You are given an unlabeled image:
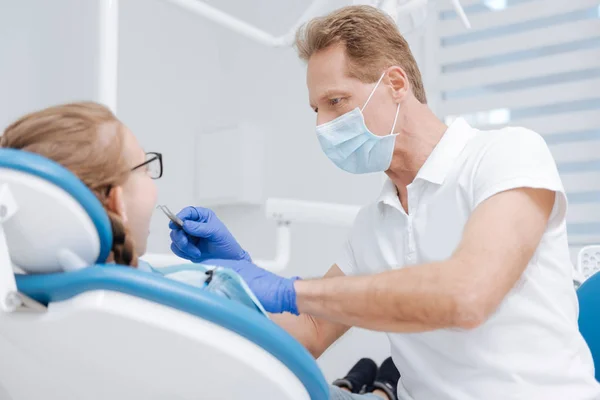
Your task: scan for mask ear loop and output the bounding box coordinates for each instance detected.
[361,72,387,113]
[389,103,400,136]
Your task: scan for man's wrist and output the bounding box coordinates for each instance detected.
[291,278,308,315]
[285,277,301,315]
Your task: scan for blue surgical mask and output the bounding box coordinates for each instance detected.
[315,73,400,174]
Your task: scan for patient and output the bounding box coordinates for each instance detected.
[1,102,266,313]
[1,102,156,268]
[1,102,398,400]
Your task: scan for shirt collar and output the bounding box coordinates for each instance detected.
[377,177,401,208]
[414,117,476,185]
[377,118,477,205]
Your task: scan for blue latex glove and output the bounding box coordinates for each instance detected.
[201,258,299,315]
[169,206,251,264]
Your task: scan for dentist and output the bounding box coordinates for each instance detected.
[170,6,600,400]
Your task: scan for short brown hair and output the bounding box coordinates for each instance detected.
[295,5,427,103]
[1,102,138,267]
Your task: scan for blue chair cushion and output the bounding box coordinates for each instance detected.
[16,265,329,399]
[0,148,112,263]
[577,272,600,382]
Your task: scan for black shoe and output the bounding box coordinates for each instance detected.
[332,358,378,394]
[370,357,400,400]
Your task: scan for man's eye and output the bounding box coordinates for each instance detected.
[329,98,342,106]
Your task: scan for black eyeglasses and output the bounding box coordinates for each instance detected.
[132,152,163,179]
[105,152,163,197]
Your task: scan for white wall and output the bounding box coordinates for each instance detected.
[0,0,427,382]
[0,0,99,129]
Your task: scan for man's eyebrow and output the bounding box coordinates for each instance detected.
[320,89,348,100]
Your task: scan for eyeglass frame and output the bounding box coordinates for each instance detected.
[105,152,162,197]
[131,152,163,179]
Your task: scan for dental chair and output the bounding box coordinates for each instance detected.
[578,263,600,382]
[0,148,329,400]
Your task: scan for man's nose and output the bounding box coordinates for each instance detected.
[316,113,334,127]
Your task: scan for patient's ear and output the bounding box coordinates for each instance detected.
[106,186,128,224]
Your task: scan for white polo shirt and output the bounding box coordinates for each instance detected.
[338,118,600,400]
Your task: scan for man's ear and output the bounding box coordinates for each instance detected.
[386,66,409,102]
[106,186,128,224]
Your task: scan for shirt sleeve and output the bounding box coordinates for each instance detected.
[472,128,567,230]
[336,238,358,276]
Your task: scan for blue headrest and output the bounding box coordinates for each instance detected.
[577,272,600,381]
[0,148,112,263]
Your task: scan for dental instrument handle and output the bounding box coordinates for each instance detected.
[158,205,184,228]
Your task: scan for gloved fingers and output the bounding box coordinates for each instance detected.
[170,241,203,262]
[240,250,252,262]
[169,235,187,256]
[170,229,204,260]
[169,228,188,247]
[176,206,204,223]
[176,206,214,223]
[170,242,191,260]
[190,206,215,223]
[182,220,216,238]
[169,220,182,230]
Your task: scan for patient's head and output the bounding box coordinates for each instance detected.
[1,102,158,267]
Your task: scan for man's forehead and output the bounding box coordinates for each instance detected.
[307,45,347,76]
[307,53,353,102]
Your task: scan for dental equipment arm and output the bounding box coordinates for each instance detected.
[451,0,471,29]
[358,0,471,29]
[293,187,554,332]
[164,0,327,47]
[166,0,471,48]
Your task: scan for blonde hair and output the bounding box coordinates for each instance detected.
[295,5,427,104]
[1,102,138,267]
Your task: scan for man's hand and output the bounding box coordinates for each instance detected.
[202,258,299,315]
[169,207,251,263]
[203,260,351,358]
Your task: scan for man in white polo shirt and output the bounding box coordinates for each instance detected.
[169,5,600,400]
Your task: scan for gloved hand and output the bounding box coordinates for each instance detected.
[169,206,251,264]
[202,258,299,315]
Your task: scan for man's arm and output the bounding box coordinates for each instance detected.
[294,187,555,332]
[270,265,350,358]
